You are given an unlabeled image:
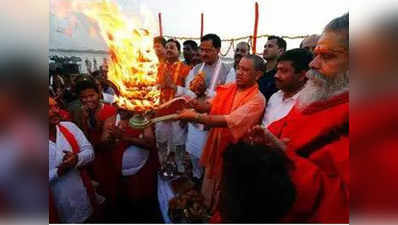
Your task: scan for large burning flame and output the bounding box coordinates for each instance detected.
[75,0,160,112]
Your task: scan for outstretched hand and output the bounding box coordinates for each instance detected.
[186,97,211,113]
[177,109,197,122]
[187,98,201,109]
[245,125,289,151]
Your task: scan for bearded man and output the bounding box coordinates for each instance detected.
[246,13,349,223]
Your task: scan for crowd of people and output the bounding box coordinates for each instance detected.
[49,12,349,223]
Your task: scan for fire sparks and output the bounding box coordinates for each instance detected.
[76,0,160,112]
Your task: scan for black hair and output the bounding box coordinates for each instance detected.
[268,35,287,52]
[153,36,166,47]
[183,40,198,49]
[243,54,266,72]
[75,75,99,95]
[201,33,221,49]
[324,13,349,49]
[166,39,181,52]
[219,142,296,223]
[237,41,251,52]
[278,48,313,73]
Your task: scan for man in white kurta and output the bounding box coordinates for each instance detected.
[175,34,231,179]
[49,97,95,223]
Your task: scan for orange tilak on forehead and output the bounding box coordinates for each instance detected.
[314,45,347,55]
[316,32,347,53]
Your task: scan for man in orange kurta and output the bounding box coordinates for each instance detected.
[157,39,191,104]
[178,55,266,212]
[156,39,191,171]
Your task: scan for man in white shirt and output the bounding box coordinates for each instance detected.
[175,34,231,179]
[262,48,313,127]
[49,97,96,223]
[225,42,251,83]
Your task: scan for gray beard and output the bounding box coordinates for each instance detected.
[297,69,349,110]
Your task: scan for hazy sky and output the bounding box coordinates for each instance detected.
[51,0,349,56]
[118,0,348,37]
[117,0,349,53]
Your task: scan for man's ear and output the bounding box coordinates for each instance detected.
[278,48,284,56]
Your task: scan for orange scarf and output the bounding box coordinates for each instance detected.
[157,61,190,103]
[200,83,260,179]
[58,125,98,208]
